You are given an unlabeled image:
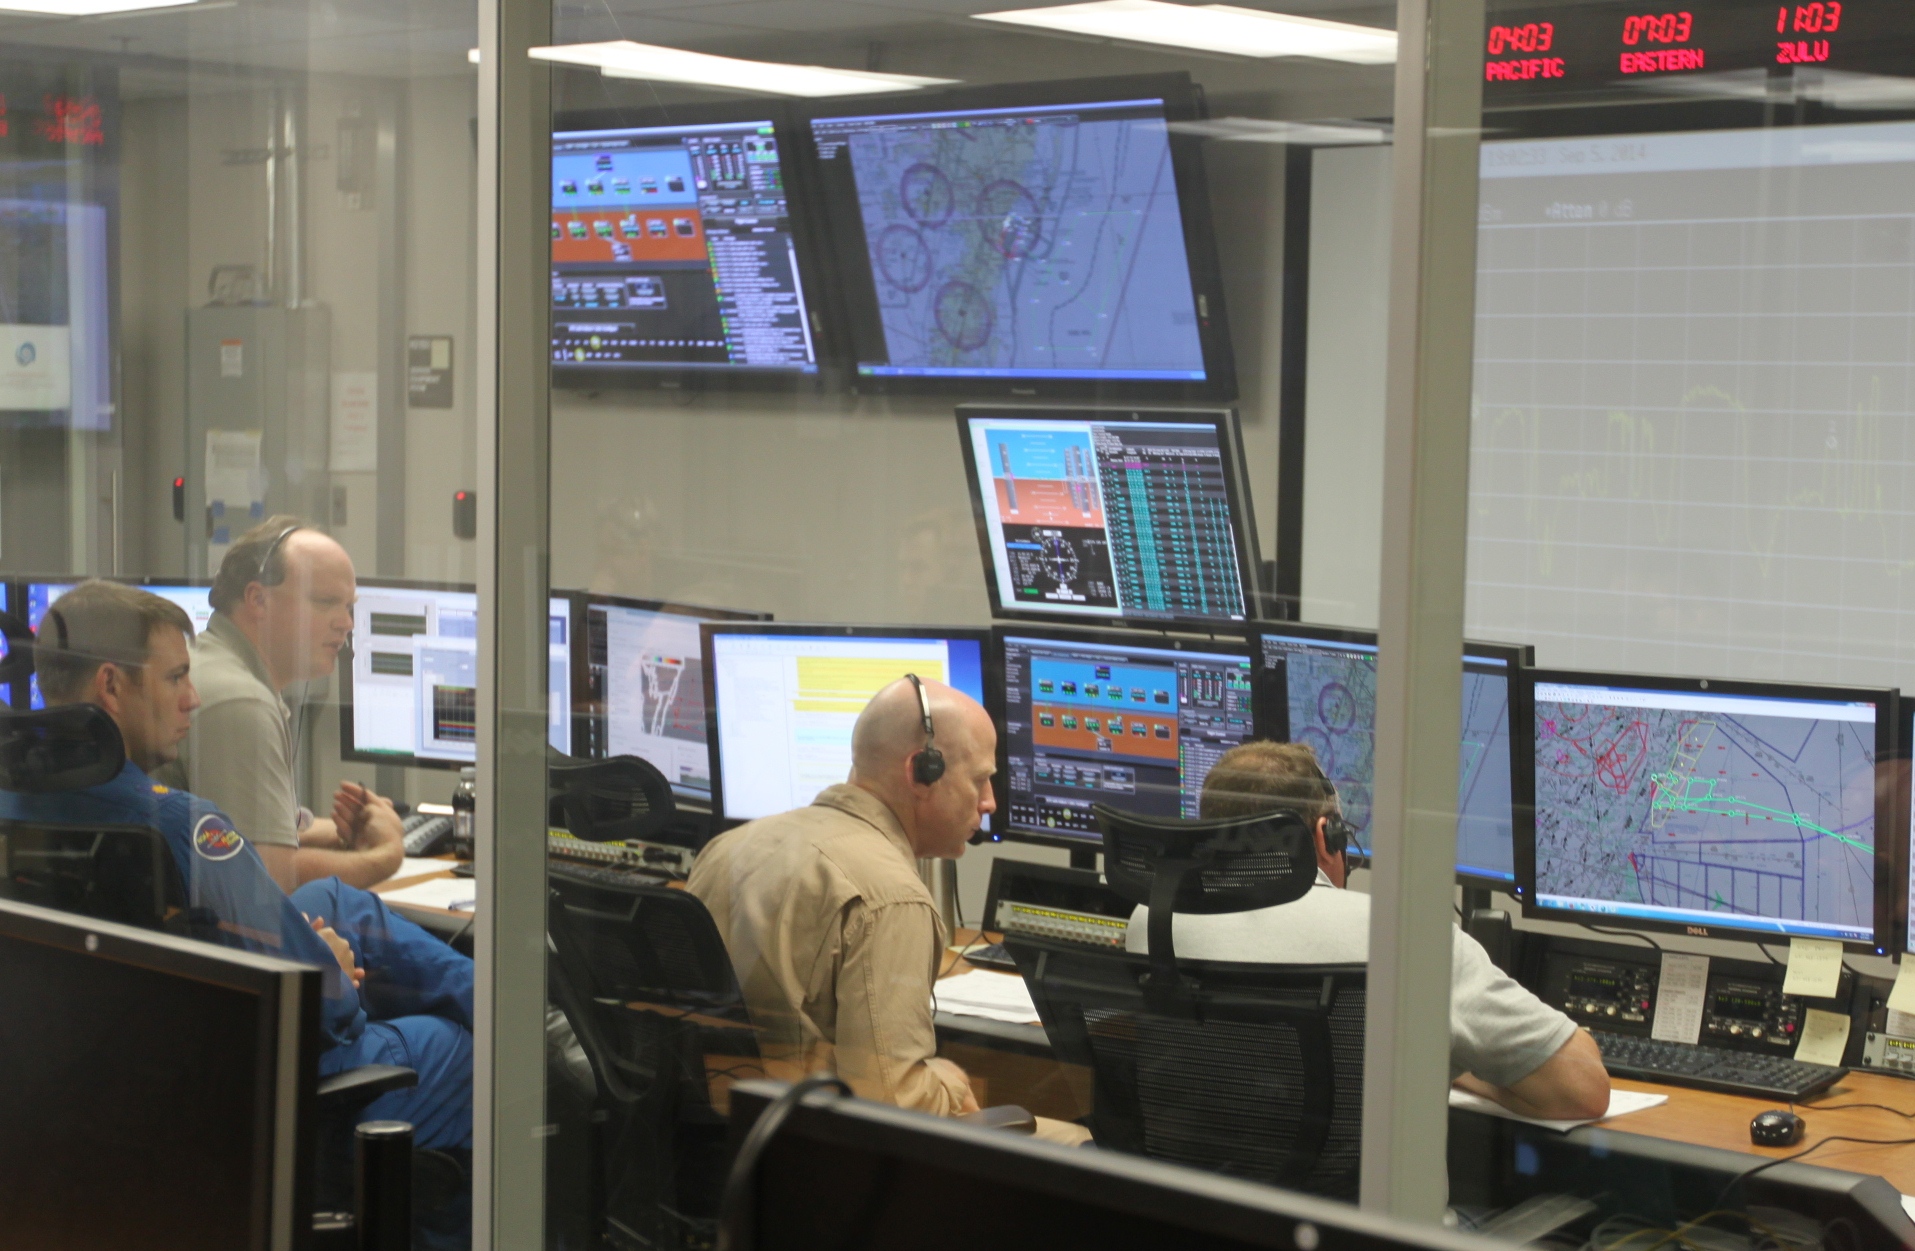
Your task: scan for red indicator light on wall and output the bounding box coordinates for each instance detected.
[172,477,185,523]
[453,490,477,540]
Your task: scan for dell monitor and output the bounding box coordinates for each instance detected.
[958,406,1259,628]
[578,593,769,803]
[994,627,1254,846]
[1249,625,1529,887]
[342,580,573,767]
[702,623,989,823]
[806,74,1236,399]
[1523,670,1893,951]
[551,107,822,386]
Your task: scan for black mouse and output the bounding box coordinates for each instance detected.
[1750,1109,1805,1146]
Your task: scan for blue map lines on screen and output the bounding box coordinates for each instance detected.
[1533,692,1876,941]
[843,101,1206,380]
[1284,650,1378,852]
[1456,666,1515,881]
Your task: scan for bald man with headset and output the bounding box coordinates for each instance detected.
[690,677,1084,1142]
[158,515,404,892]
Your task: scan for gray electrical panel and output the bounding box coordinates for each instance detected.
[183,305,330,578]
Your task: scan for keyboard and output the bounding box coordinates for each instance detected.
[1591,1029,1846,1101]
[962,941,1018,972]
[548,860,669,891]
[402,813,455,857]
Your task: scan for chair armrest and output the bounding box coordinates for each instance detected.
[316,1064,418,1110]
[958,1105,1036,1134]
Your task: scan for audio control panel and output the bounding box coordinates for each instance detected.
[1532,938,1848,1060]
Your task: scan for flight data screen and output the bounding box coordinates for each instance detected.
[1532,680,1878,943]
[348,588,571,765]
[1253,631,1518,881]
[551,119,818,373]
[708,630,986,821]
[1000,632,1253,842]
[963,412,1249,624]
[585,601,723,801]
[812,96,1209,382]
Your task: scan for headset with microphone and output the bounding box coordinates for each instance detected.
[904,673,945,785]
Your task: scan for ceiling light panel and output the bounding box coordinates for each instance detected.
[975,0,1396,64]
[528,40,955,96]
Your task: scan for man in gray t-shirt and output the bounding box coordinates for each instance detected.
[1126,741,1610,1121]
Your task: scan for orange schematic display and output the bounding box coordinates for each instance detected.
[551,113,819,376]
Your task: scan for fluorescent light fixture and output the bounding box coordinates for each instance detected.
[976,0,1395,63]
[0,0,195,13]
[1169,117,1389,145]
[468,47,480,64]
[528,41,955,97]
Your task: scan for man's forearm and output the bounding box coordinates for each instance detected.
[295,843,403,889]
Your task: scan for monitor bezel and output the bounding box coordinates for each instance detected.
[549,100,833,395]
[699,621,995,827]
[1518,667,1897,954]
[802,73,1239,402]
[575,590,771,803]
[1245,621,1532,891]
[957,404,1263,630]
[338,578,577,771]
[988,622,1257,851]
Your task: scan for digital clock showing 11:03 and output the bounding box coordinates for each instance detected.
[1483,0,1912,93]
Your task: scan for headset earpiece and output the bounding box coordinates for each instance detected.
[905,673,945,786]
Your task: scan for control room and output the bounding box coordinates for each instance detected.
[7,1,1915,1250]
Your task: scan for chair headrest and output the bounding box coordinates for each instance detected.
[1097,803,1321,916]
[548,753,677,844]
[0,704,127,793]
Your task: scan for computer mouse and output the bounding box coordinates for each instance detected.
[1750,1109,1805,1146]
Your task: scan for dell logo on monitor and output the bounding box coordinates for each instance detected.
[1686,926,1710,937]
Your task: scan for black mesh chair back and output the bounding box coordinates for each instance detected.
[1010,937,1367,1201]
[549,752,678,846]
[547,872,756,1249]
[0,704,128,793]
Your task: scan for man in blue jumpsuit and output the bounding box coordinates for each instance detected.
[0,580,475,1150]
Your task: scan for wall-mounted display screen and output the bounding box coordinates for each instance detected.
[958,406,1257,627]
[551,113,819,380]
[808,75,1235,399]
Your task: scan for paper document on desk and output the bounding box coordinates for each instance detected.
[392,858,455,883]
[935,969,1040,1024]
[380,876,477,913]
[1447,1087,1667,1133]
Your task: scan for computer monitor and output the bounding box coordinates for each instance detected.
[551,106,822,386]
[806,74,1236,400]
[702,623,989,823]
[1249,624,1530,887]
[1522,670,1894,951]
[957,406,1259,628]
[17,579,213,709]
[994,627,1254,847]
[0,897,320,1249]
[578,593,769,803]
[341,579,573,767]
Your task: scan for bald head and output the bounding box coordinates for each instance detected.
[849,677,999,859]
[223,524,357,691]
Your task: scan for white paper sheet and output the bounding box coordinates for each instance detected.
[380,876,476,912]
[934,969,1040,1024]
[1783,937,1843,999]
[1447,1087,1668,1133]
[1651,952,1709,1045]
[391,858,455,883]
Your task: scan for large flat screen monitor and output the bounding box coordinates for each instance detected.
[995,627,1254,846]
[1249,625,1530,887]
[1522,670,1893,951]
[342,580,573,768]
[958,406,1258,628]
[552,107,821,385]
[578,593,769,804]
[806,74,1236,399]
[19,579,213,709]
[702,623,989,823]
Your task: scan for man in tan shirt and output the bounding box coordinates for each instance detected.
[688,676,994,1118]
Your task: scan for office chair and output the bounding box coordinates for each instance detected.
[0,705,434,1245]
[549,751,678,845]
[1005,803,1368,1201]
[547,870,758,1250]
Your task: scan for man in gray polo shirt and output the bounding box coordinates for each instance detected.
[161,515,403,892]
